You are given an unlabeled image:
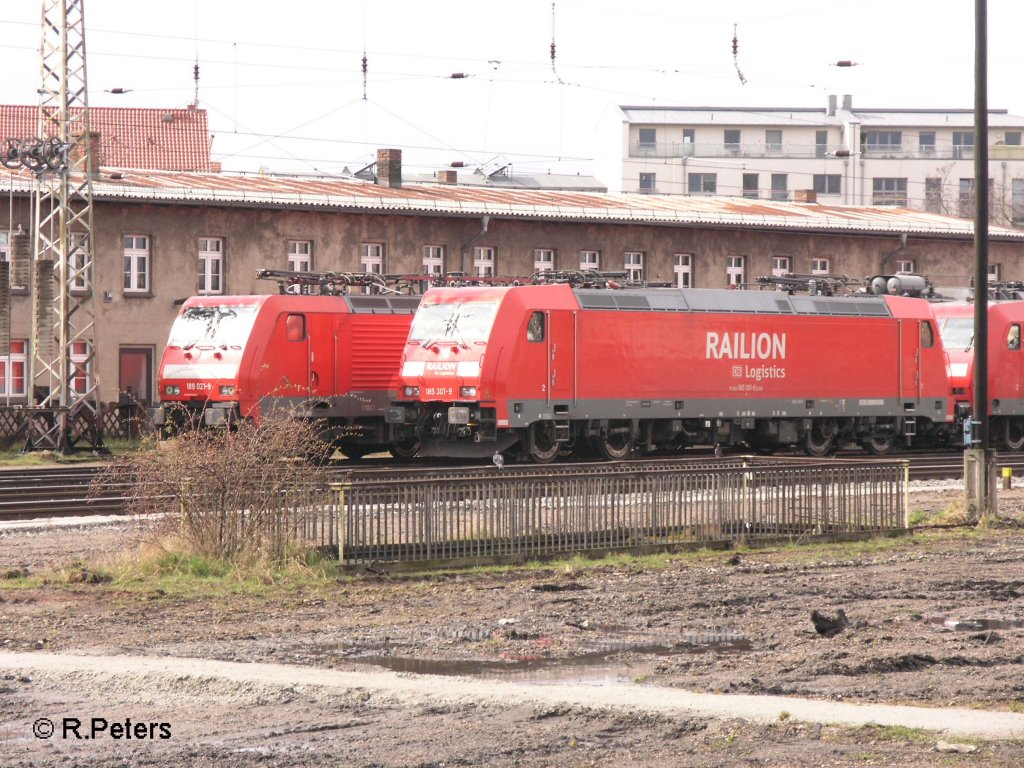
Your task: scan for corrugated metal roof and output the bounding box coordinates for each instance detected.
[4,166,1021,239]
[0,105,217,172]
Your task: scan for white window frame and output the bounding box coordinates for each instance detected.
[811,258,829,275]
[70,340,91,396]
[727,256,745,287]
[579,250,600,271]
[287,240,312,272]
[69,233,90,292]
[474,246,495,277]
[534,248,555,274]
[624,251,644,282]
[674,253,692,288]
[361,242,384,275]
[989,263,1001,283]
[0,231,9,263]
[0,339,27,397]
[422,245,445,276]
[771,256,791,277]
[198,237,223,294]
[895,259,915,274]
[123,234,150,294]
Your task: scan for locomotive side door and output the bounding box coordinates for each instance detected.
[899,319,927,403]
[547,309,577,405]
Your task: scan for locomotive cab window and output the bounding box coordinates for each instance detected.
[920,321,935,348]
[286,313,306,342]
[527,311,545,342]
[1009,324,1021,351]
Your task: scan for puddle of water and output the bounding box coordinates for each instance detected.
[340,636,753,686]
[925,616,1024,631]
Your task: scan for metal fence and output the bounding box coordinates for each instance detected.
[331,456,908,566]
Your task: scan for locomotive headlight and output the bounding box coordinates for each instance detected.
[219,385,236,396]
[403,386,420,397]
[164,384,180,395]
[459,386,477,398]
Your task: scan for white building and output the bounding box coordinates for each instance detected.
[618,95,1024,227]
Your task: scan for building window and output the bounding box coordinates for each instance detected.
[639,173,656,193]
[534,248,555,274]
[1013,179,1024,225]
[811,258,829,275]
[872,178,908,206]
[70,340,91,396]
[742,173,759,199]
[919,131,936,154]
[0,339,27,396]
[579,250,599,271]
[953,131,974,159]
[69,233,90,292]
[895,259,915,274]
[727,256,745,287]
[815,130,828,158]
[0,231,9,263]
[812,174,841,195]
[688,173,716,194]
[1006,131,1022,146]
[958,178,994,219]
[682,128,695,154]
[474,246,495,277]
[624,252,644,282]
[925,177,944,213]
[674,253,692,288]
[864,130,902,154]
[989,263,1001,283]
[638,127,656,151]
[765,129,782,153]
[770,174,788,201]
[122,235,150,294]
[771,256,791,277]
[361,242,384,275]
[724,129,741,155]
[422,244,445,275]
[197,237,223,294]
[287,240,312,272]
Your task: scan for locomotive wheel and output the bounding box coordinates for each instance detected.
[804,422,836,457]
[389,438,420,461]
[862,435,895,455]
[528,422,560,463]
[594,420,634,460]
[1004,419,1024,452]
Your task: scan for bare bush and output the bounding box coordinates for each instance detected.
[93,413,335,561]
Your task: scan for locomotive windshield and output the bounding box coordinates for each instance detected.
[167,304,259,348]
[409,301,499,346]
[938,316,974,351]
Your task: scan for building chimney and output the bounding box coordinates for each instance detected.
[827,94,837,117]
[793,189,817,204]
[437,169,458,185]
[841,94,852,111]
[375,148,402,189]
[70,130,101,177]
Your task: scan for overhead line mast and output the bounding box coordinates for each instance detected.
[27,0,103,453]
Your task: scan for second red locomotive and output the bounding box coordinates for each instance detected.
[386,284,953,460]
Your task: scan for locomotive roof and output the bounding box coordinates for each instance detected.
[573,288,894,318]
[343,294,420,314]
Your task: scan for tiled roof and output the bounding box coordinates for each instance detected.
[0,105,216,171]
[4,166,1020,239]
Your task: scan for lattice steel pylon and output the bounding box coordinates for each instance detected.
[26,0,103,453]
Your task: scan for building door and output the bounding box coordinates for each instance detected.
[119,347,152,405]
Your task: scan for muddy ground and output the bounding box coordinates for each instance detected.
[2,482,1024,766]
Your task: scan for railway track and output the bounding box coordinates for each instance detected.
[0,450,1019,523]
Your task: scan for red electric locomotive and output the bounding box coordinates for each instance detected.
[152,275,420,460]
[933,300,1024,450]
[386,284,953,460]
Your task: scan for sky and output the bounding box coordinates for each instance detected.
[0,1,1022,184]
